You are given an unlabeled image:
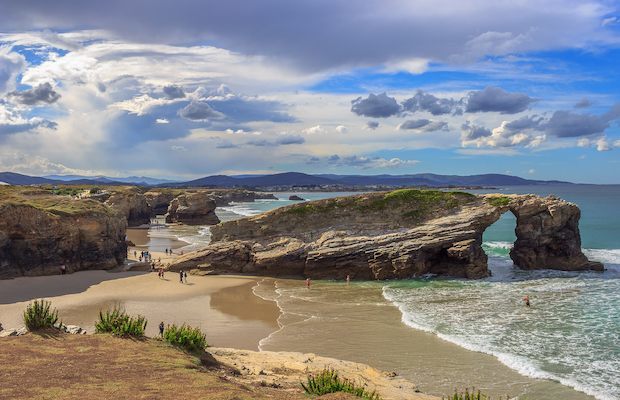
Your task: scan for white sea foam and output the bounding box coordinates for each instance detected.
[382,279,620,400]
[219,205,261,216]
[583,248,620,265]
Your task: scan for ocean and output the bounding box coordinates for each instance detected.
[173,185,620,400]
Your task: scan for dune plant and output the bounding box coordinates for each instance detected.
[442,388,503,400]
[301,368,381,400]
[95,307,147,337]
[23,299,61,331]
[163,324,208,354]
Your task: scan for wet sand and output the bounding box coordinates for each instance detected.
[0,272,279,350]
[257,279,595,400]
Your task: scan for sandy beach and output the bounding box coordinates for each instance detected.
[0,272,279,350]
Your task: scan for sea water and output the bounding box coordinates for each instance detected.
[185,185,620,400]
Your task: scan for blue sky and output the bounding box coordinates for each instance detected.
[0,1,619,183]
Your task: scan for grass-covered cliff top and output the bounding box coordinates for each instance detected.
[0,186,117,216]
[0,334,309,400]
[283,189,477,220]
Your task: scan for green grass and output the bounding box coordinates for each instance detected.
[301,368,381,400]
[23,300,61,331]
[282,189,477,221]
[95,308,147,337]
[0,186,116,216]
[486,196,511,207]
[163,324,208,354]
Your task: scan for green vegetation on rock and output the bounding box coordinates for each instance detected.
[301,368,381,399]
[283,189,477,223]
[95,307,147,337]
[442,389,507,400]
[486,196,511,207]
[163,323,208,354]
[23,299,61,331]
[0,186,115,216]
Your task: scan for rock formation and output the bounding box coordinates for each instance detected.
[204,189,278,206]
[104,190,151,226]
[0,197,127,279]
[144,191,175,215]
[170,190,602,279]
[289,195,304,201]
[165,192,220,225]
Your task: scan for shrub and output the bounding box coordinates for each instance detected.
[95,307,147,337]
[163,324,208,354]
[442,389,506,400]
[301,368,381,400]
[23,299,61,331]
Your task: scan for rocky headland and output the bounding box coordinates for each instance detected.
[170,190,602,279]
[165,192,220,225]
[0,187,127,279]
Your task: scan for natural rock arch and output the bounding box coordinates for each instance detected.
[169,191,603,279]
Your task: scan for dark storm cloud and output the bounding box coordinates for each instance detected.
[8,83,61,105]
[178,100,225,121]
[163,84,185,99]
[461,121,492,140]
[544,110,609,137]
[207,96,296,123]
[398,119,448,132]
[0,1,611,72]
[401,90,462,116]
[246,134,305,147]
[465,86,534,114]
[365,121,379,130]
[504,115,544,131]
[351,93,400,118]
[574,97,592,108]
[0,119,57,135]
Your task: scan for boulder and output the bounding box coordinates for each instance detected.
[165,192,220,225]
[288,195,304,201]
[63,325,87,335]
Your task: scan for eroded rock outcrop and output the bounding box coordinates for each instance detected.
[144,191,175,215]
[165,192,220,225]
[104,190,151,226]
[0,200,127,279]
[170,190,602,279]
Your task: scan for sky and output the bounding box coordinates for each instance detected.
[0,1,619,183]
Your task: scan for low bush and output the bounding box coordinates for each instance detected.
[163,324,208,354]
[301,368,381,400]
[442,389,506,400]
[95,307,147,337]
[23,299,61,331]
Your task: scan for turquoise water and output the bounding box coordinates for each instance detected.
[210,186,620,400]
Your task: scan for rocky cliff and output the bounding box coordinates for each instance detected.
[170,190,602,279]
[165,192,220,225]
[0,189,127,278]
[144,191,175,215]
[104,189,151,226]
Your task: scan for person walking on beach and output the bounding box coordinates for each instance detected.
[305,278,311,289]
[183,270,188,284]
[523,295,531,307]
[134,250,137,258]
[179,270,184,283]
[159,321,165,337]
[346,274,350,284]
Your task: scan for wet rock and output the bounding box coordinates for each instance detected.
[288,195,304,201]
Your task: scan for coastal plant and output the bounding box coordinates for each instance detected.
[163,324,208,354]
[442,388,504,400]
[23,299,61,331]
[486,196,511,208]
[301,368,381,400]
[95,307,147,337]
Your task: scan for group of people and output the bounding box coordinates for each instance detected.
[179,270,188,284]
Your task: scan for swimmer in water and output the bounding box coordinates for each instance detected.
[523,295,531,307]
